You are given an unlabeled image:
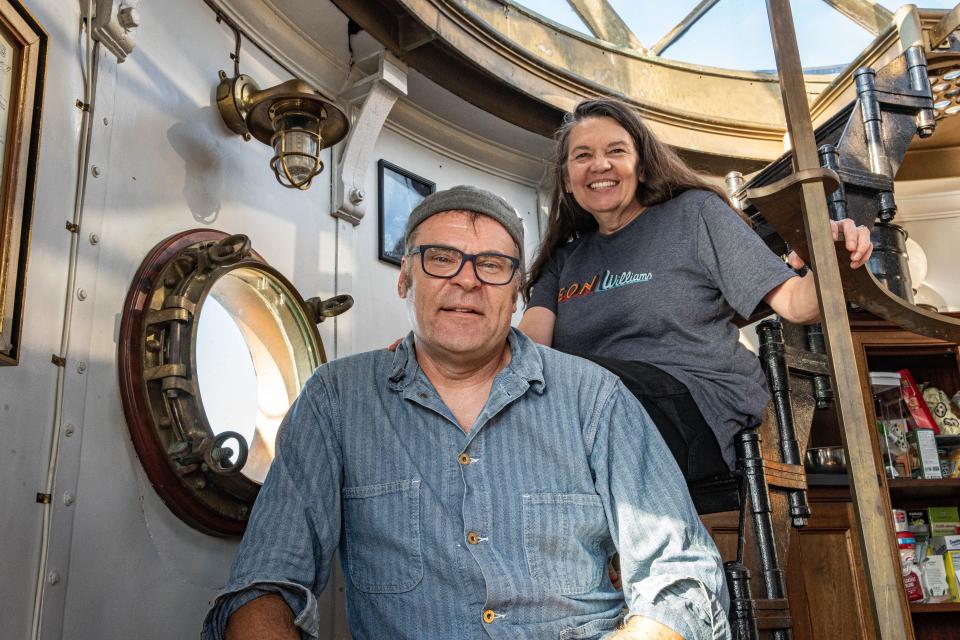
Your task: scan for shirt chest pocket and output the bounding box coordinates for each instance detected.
[343,479,423,593]
[522,493,608,595]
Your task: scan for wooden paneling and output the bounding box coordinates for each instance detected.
[791,496,876,640]
[703,487,877,640]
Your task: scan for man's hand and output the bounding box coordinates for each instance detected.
[225,594,299,640]
[610,615,683,640]
[786,218,873,271]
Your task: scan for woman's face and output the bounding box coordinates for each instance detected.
[563,116,641,221]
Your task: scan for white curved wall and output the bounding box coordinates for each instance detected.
[2,1,542,638]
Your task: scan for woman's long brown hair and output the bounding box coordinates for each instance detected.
[522,98,733,303]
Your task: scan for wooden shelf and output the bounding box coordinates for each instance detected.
[806,473,850,486]
[910,602,960,613]
[888,478,960,501]
[936,435,960,448]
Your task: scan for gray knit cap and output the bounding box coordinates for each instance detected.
[404,185,524,265]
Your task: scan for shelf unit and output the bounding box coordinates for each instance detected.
[848,312,960,640]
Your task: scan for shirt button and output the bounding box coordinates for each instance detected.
[458,453,470,465]
[417,392,429,400]
[467,531,479,544]
[482,609,495,624]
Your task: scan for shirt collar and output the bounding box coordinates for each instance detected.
[387,327,546,395]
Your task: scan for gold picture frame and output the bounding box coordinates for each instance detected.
[0,0,44,366]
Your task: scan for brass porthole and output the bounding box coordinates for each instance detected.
[118,229,352,535]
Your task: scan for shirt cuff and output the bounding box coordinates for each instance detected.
[739,267,796,320]
[201,580,319,640]
[624,574,730,640]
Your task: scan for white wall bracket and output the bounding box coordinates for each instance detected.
[333,51,407,225]
[81,0,141,63]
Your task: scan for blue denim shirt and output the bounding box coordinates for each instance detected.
[202,329,729,639]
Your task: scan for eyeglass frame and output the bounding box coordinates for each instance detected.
[406,244,521,286]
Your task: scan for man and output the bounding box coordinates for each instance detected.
[202,185,730,640]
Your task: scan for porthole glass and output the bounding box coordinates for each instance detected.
[119,230,352,535]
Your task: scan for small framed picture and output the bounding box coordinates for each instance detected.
[0,1,45,366]
[378,160,435,266]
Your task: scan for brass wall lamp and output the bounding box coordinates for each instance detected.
[216,71,349,190]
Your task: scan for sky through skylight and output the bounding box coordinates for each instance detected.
[517,0,959,72]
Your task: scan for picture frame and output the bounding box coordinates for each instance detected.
[0,0,45,366]
[378,159,435,266]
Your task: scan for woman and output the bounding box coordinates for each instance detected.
[518,98,872,483]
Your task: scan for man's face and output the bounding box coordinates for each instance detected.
[398,210,519,362]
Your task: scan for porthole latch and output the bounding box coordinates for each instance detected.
[305,294,354,323]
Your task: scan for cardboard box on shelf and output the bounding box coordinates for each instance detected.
[928,507,960,536]
[931,535,960,554]
[908,510,930,539]
[908,429,943,479]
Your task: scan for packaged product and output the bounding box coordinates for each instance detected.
[907,510,930,539]
[877,419,911,479]
[893,509,908,532]
[944,447,960,479]
[923,386,960,435]
[898,533,926,602]
[928,507,960,536]
[920,553,951,603]
[908,429,943,479]
[942,551,960,602]
[931,535,960,554]
[899,369,939,433]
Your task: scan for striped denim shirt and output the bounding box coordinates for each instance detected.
[202,329,730,639]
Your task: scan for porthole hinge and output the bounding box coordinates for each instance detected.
[65,221,80,233]
[51,354,66,367]
[75,99,89,112]
[36,492,52,504]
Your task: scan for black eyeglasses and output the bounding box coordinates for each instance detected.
[407,245,520,286]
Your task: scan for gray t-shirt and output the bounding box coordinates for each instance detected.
[528,189,795,466]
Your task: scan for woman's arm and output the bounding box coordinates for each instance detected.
[518,307,556,347]
[763,218,873,324]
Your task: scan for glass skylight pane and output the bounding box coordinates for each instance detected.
[606,1,702,49]
[792,0,876,71]
[661,0,777,71]
[661,0,877,72]
[516,0,593,37]
[878,1,957,9]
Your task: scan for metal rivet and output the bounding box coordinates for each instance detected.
[47,571,60,585]
[89,233,99,245]
[63,491,75,506]
[77,288,87,301]
[64,424,75,437]
[102,117,109,126]
[91,165,101,178]
[76,361,87,374]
